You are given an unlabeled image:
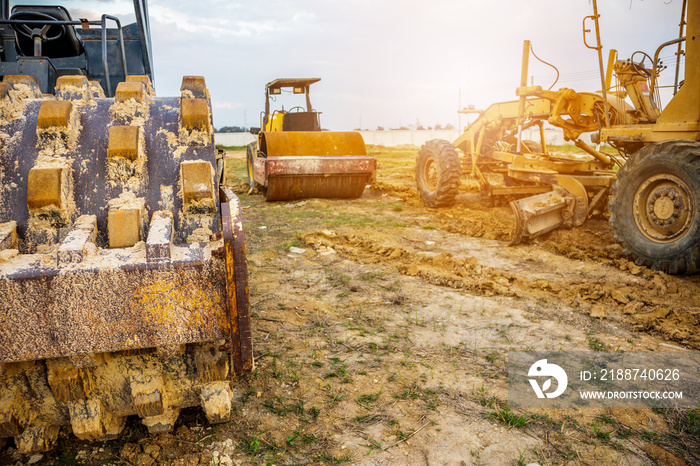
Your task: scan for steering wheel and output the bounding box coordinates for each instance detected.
[630,51,654,78]
[9,11,66,42]
[288,106,306,113]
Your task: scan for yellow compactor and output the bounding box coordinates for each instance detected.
[246,78,376,201]
[0,2,252,454]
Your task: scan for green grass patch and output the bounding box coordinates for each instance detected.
[486,404,530,428]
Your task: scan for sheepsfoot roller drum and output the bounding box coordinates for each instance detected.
[251,131,376,201]
[0,75,253,453]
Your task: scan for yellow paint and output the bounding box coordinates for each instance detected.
[265,113,284,132]
[114,81,145,103]
[37,100,73,129]
[27,167,63,209]
[108,126,141,161]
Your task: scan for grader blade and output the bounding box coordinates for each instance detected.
[510,190,572,245]
[509,174,589,244]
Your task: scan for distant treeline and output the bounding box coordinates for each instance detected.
[216,126,249,133]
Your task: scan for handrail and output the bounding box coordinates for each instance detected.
[100,15,127,97]
[0,16,129,97]
[651,36,685,96]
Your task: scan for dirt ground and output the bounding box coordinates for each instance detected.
[2,145,700,466]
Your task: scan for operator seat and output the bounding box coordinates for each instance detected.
[10,5,83,58]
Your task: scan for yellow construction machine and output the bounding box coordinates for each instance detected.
[246,78,376,201]
[416,0,700,274]
[0,1,252,454]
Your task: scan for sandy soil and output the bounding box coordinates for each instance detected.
[2,145,699,466]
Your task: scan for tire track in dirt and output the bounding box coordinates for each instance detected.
[303,228,700,349]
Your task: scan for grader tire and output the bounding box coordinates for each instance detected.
[416,139,461,207]
[609,140,700,274]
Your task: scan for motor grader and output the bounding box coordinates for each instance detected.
[0,1,252,454]
[245,78,376,201]
[416,0,700,274]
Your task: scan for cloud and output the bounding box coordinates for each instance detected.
[75,0,686,130]
[147,2,317,40]
[213,101,245,110]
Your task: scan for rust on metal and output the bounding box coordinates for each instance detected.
[0,77,250,452]
[220,188,253,373]
[220,201,241,372]
[258,156,376,201]
[180,76,209,99]
[0,248,230,363]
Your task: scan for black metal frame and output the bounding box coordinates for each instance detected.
[0,0,153,96]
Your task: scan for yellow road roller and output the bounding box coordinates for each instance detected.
[246,78,376,201]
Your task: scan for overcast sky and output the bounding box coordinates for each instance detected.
[53,1,686,130]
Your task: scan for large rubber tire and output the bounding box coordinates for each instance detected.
[609,140,700,274]
[416,139,461,207]
[246,142,257,189]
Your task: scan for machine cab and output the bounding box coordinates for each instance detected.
[0,0,153,96]
[262,78,322,132]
